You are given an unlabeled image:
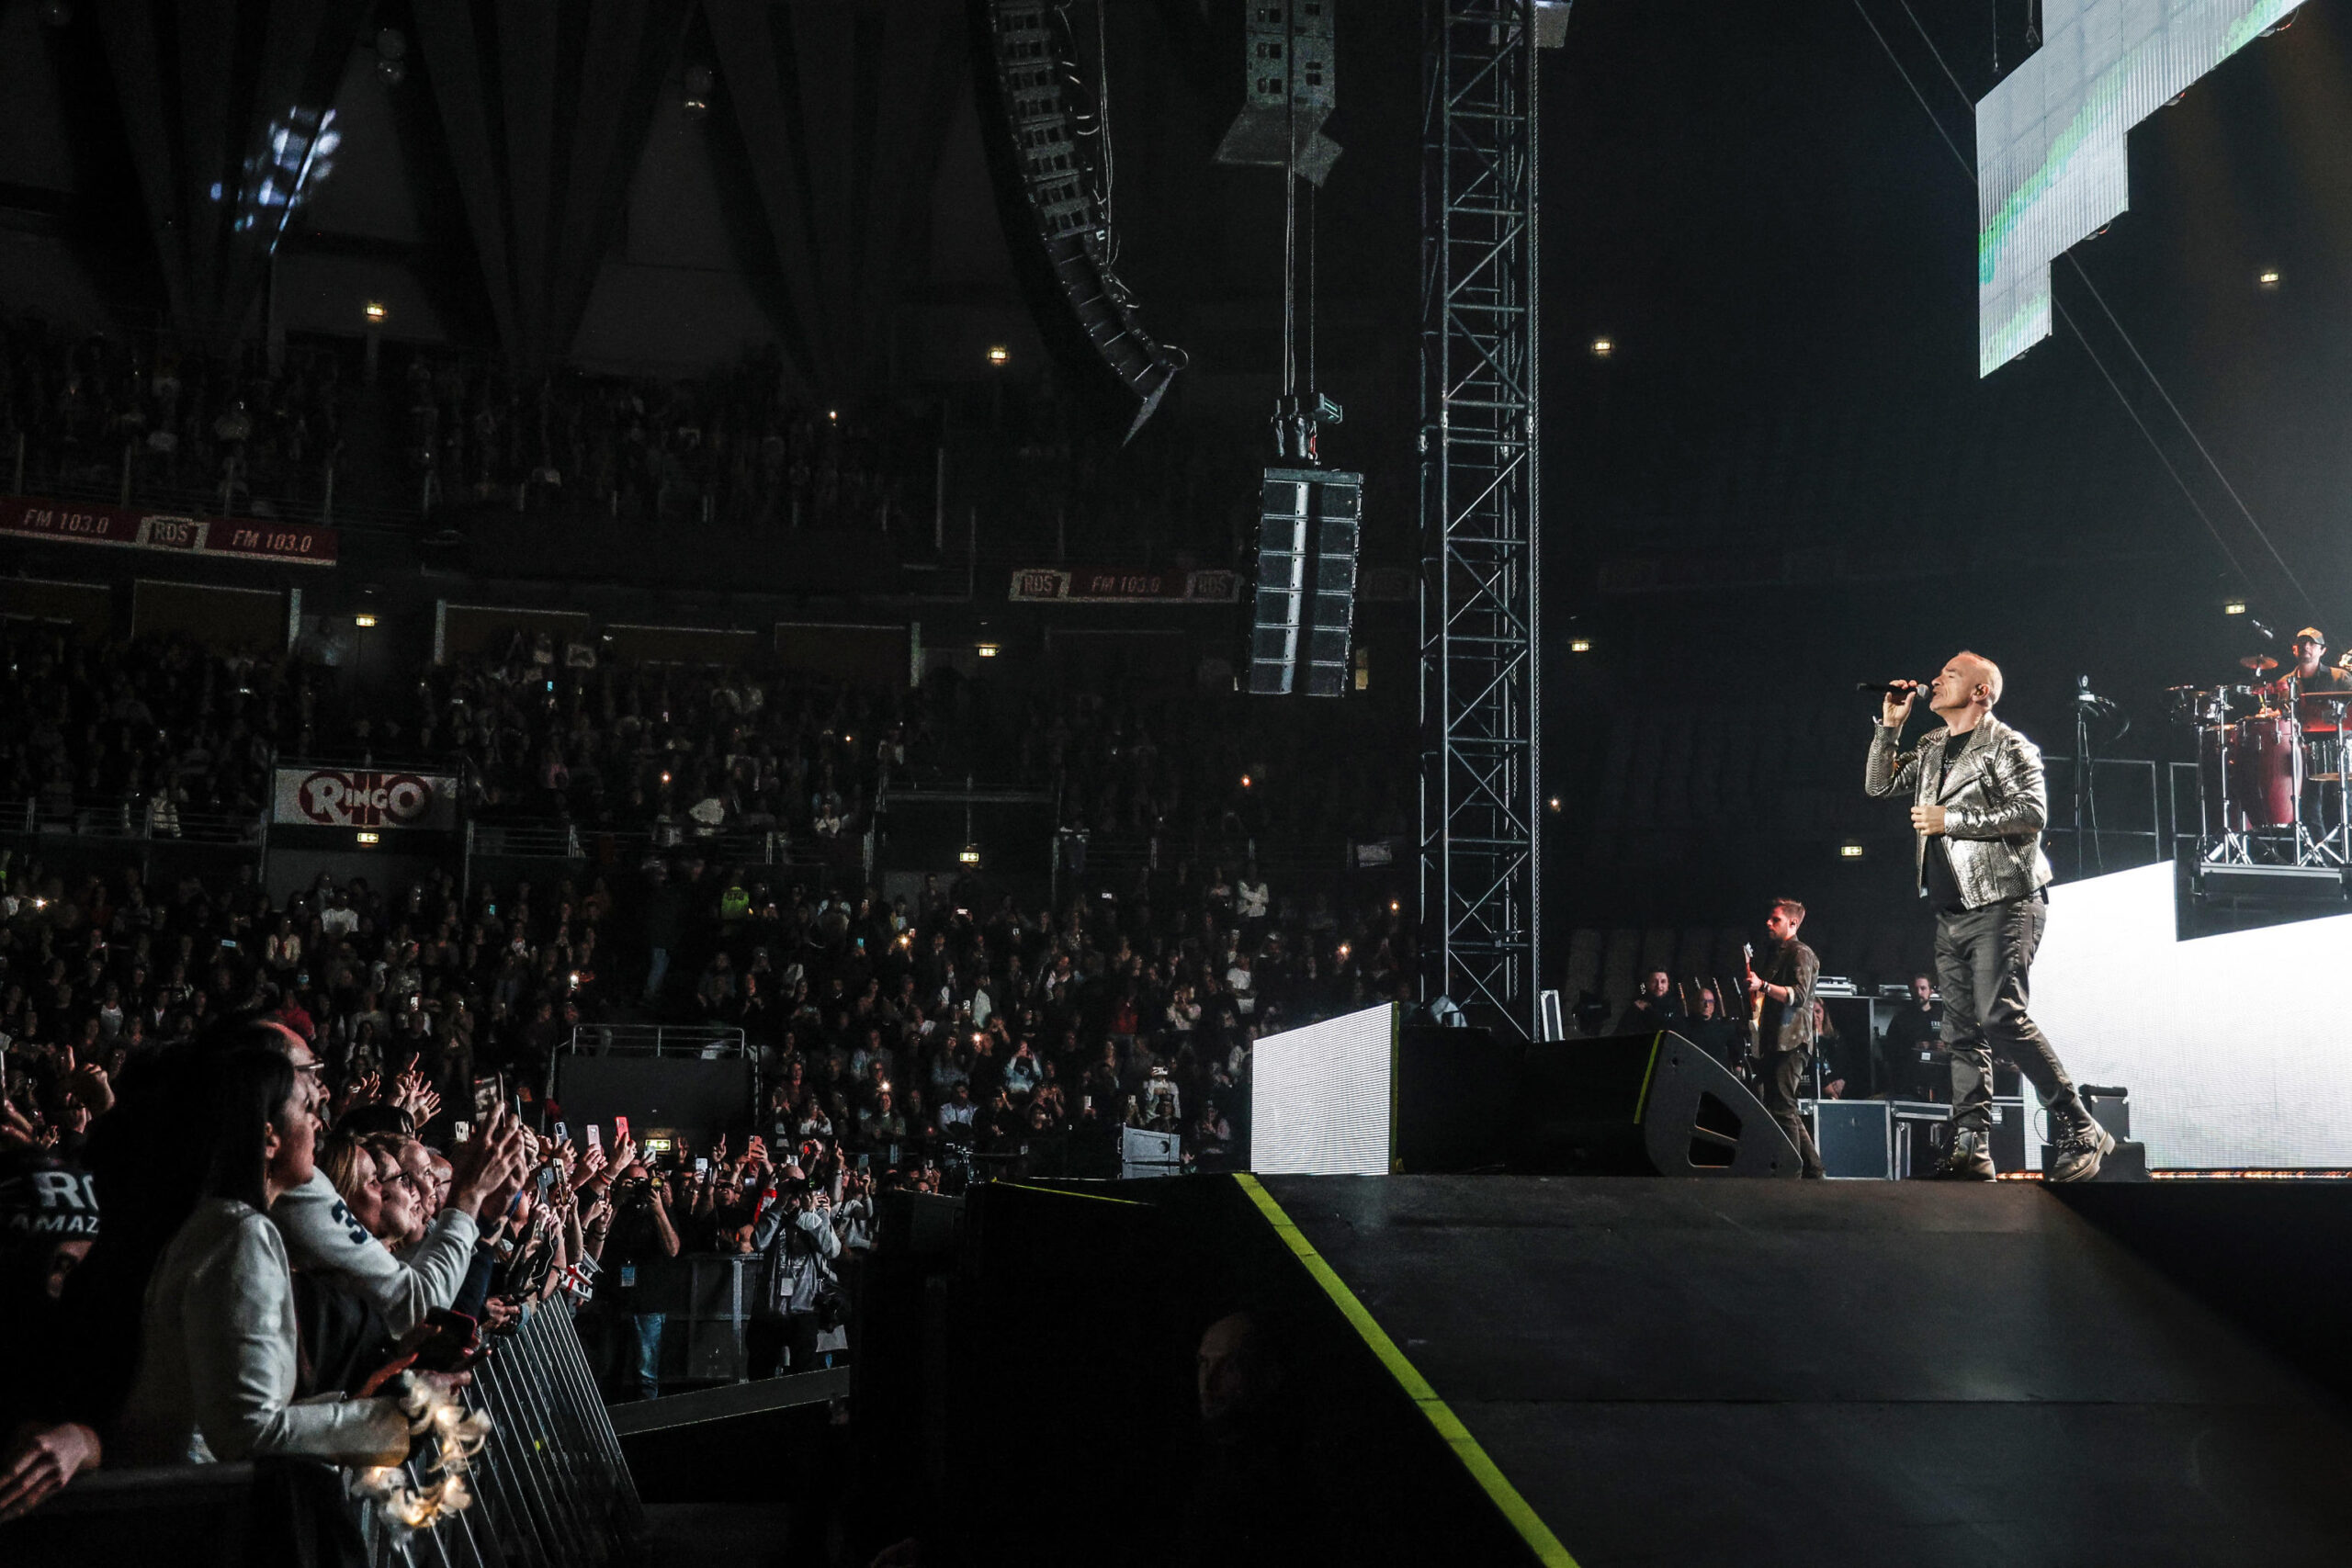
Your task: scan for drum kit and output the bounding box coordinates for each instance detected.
[2170,655,2352,866]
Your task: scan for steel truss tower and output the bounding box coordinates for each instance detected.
[1419,0,1542,1040]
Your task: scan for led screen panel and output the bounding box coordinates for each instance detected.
[1250,1002,1399,1176]
[2032,862,2352,1168]
[1976,0,2303,376]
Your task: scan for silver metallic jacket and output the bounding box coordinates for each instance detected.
[1863,715,2054,909]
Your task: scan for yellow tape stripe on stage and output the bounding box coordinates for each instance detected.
[1232,1173,1579,1568]
[993,1180,1149,1206]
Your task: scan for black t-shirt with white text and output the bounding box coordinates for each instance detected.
[1924,731,1970,912]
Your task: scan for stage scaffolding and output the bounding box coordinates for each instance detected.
[1419,0,1545,1040]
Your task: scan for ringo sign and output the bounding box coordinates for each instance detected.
[273,769,458,831]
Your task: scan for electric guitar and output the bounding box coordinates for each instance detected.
[1743,941,1768,1062]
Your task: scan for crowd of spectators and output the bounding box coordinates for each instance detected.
[0,615,1417,926]
[412,636,915,852]
[0,852,890,1525]
[1,309,1266,569]
[400,344,933,533]
[0,624,335,831]
[0,311,343,518]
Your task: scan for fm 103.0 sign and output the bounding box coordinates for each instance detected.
[273,769,459,830]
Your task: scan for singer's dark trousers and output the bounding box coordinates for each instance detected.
[1933,891,2086,1140]
[1758,1045,1825,1177]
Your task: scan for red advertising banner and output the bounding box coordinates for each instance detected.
[0,495,338,567]
[1009,567,1241,604]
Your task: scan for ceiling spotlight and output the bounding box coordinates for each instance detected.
[1547,796,1562,810]
[2257,268,2281,289]
[1589,336,1614,358]
[987,344,1011,367]
[363,300,387,323]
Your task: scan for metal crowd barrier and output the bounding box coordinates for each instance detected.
[360,1298,643,1568]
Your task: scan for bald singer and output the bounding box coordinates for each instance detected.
[1865,652,2112,1183]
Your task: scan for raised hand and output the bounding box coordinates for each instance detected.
[0,1099,39,1149]
[0,1421,103,1523]
[448,1109,528,1218]
[62,1054,114,1118]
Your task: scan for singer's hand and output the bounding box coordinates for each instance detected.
[1881,681,1920,728]
[1910,803,1948,835]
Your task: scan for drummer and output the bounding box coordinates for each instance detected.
[2275,626,2352,726]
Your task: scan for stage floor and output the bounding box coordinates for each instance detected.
[1250,1175,2352,1568]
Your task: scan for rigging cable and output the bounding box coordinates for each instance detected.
[1846,0,2256,592]
[1884,0,2320,617]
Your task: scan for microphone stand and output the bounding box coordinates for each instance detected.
[2073,678,2090,879]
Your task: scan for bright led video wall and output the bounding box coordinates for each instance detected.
[1976,0,2304,376]
[1250,1002,1399,1177]
[2032,862,2352,1168]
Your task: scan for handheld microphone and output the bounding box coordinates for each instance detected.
[1855,681,1927,696]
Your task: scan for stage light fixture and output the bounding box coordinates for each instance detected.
[987,345,1010,367]
[958,843,982,867]
[363,301,387,322]
[976,643,1000,658]
[2257,268,2281,289]
[354,613,378,627]
[1548,796,1562,810]
[1569,637,1592,653]
[1840,841,1866,859]
[2224,599,2247,615]
[1589,336,1614,358]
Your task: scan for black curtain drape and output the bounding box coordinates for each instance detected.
[94,0,371,349]
[705,0,968,397]
[410,0,693,368]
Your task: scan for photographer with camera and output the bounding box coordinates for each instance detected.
[746,1156,842,1379]
[596,1140,679,1400]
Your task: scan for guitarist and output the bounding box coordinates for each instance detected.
[1745,897,1826,1179]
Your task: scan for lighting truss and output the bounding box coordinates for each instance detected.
[1419,0,1542,1040]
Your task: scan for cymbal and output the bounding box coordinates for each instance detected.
[2240,655,2279,671]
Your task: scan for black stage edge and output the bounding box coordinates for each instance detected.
[890,1175,2352,1568]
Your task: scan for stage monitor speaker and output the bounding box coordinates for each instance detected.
[1515,1032,1803,1178]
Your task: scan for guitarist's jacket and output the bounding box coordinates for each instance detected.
[1862,715,2055,909]
[1755,939,1818,1056]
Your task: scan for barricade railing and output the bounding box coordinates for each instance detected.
[359,1296,642,1568]
[0,795,265,847]
[1,1303,638,1568]
[467,818,786,866]
[564,1022,747,1059]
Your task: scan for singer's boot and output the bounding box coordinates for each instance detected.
[1932,1128,1996,1181]
[2047,1103,2116,1183]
